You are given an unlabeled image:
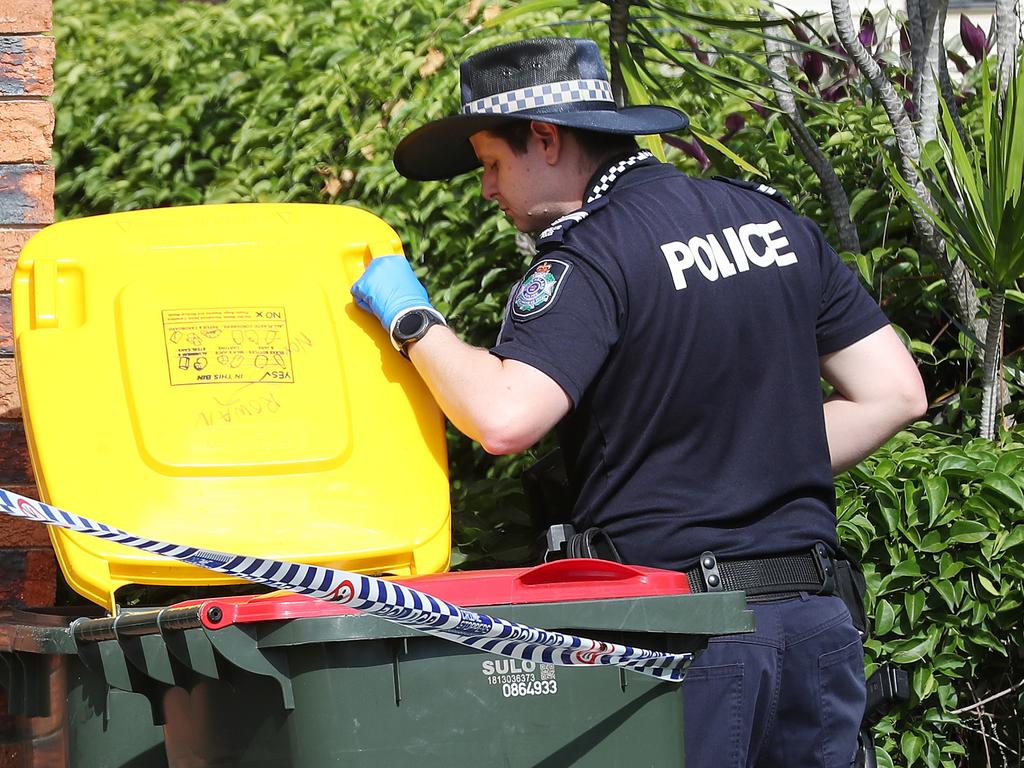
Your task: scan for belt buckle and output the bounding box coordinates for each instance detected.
[812,542,836,595]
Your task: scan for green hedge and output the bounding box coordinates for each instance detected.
[54,0,569,340]
[51,0,1023,763]
[836,426,1024,766]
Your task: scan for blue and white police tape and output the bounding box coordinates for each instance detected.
[0,488,692,681]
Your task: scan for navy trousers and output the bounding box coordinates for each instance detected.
[683,594,866,768]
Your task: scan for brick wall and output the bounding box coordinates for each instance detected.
[0,0,56,608]
[2,6,57,762]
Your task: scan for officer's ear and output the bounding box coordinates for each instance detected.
[529,121,563,166]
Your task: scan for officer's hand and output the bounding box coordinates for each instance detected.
[351,255,436,331]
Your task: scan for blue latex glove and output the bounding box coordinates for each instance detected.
[351,255,438,331]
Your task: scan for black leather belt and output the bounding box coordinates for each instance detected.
[685,543,837,597]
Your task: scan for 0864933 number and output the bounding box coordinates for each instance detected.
[501,679,558,698]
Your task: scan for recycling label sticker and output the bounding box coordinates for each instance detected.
[162,307,294,385]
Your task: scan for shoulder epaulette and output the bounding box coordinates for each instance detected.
[535,196,611,250]
[712,176,793,211]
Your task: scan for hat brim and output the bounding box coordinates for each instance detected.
[393,105,689,181]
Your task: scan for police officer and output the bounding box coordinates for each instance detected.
[352,37,926,767]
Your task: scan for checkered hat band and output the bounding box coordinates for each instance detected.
[463,79,614,115]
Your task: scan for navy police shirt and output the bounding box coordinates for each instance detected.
[490,152,889,572]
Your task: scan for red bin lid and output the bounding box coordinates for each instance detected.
[187,559,691,629]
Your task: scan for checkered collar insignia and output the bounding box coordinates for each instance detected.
[535,150,659,246]
[585,150,657,203]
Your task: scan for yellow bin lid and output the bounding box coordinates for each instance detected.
[12,204,450,612]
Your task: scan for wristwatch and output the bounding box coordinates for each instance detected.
[390,307,447,357]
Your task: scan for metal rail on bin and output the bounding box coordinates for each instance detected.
[71,606,206,643]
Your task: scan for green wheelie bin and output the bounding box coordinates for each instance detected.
[3,560,751,767]
[0,606,169,767]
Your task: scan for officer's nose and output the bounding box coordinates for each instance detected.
[481,171,498,201]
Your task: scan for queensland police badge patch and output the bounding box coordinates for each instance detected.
[512,259,572,320]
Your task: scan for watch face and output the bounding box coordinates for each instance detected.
[396,311,428,339]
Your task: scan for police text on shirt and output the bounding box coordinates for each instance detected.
[660,219,797,290]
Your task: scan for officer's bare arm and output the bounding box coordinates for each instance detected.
[407,325,572,455]
[819,325,928,474]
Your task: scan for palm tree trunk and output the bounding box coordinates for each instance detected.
[908,0,926,113]
[913,0,948,145]
[609,0,631,108]
[995,0,1021,99]
[938,53,968,145]
[980,291,1006,440]
[830,0,923,208]
[763,19,860,253]
[830,0,983,339]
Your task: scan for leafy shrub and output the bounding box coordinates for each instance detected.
[837,424,1024,766]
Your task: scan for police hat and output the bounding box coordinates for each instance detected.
[393,38,689,181]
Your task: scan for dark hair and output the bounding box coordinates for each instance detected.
[488,121,639,165]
